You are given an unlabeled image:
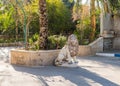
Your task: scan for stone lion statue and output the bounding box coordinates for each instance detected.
[54,34,79,66]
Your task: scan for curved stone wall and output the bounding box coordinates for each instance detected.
[10,49,60,66]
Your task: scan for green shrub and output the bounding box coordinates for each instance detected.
[74,27,92,45]
[48,35,67,49]
[28,34,67,50]
[28,33,39,50]
[47,0,74,34]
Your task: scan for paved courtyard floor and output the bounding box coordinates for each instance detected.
[0,47,120,86]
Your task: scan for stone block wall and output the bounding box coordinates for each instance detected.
[113,37,120,50]
[113,15,120,50]
[10,49,60,66]
[103,38,113,51]
[100,13,120,50]
[10,37,103,66]
[78,37,103,56]
[100,13,113,36]
[89,37,103,54]
[114,15,120,36]
[78,45,91,56]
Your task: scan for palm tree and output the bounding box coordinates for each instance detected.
[90,0,96,42]
[90,0,111,42]
[39,0,48,49]
[108,0,120,13]
[15,0,19,41]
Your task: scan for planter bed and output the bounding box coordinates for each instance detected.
[10,49,60,67]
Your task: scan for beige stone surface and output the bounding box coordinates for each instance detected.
[114,15,120,36]
[113,15,120,49]
[78,37,103,56]
[10,49,60,66]
[100,14,120,50]
[113,37,120,50]
[89,37,103,54]
[100,13,114,37]
[1,56,120,86]
[0,61,43,86]
[10,37,103,66]
[78,45,91,56]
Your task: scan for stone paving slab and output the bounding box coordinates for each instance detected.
[0,47,120,86]
[0,56,120,86]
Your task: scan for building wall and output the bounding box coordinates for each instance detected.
[114,15,120,36]
[100,14,120,50]
[100,13,113,36]
[113,15,120,50]
[113,37,120,50]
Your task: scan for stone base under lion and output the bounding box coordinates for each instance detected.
[55,61,79,68]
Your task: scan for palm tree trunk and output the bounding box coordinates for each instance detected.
[90,0,96,42]
[103,0,109,13]
[39,0,48,49]
[15,1,18,41]
[104,0,111,13]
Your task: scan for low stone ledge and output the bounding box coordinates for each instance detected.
[10,49,60,66]
[78,45,92,56]
[0,42,24,47]
[78,37,103,56]
[10,37,103,66]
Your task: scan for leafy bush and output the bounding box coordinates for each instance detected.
[28,33,39,50]
[74,27,92,45]
[47,0,74,34]
[48,35,67,49]
[28,34,67,50]
[0,3,15,34]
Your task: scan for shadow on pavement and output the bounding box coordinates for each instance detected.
[13,65,118,86]
[79,56,120,68]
